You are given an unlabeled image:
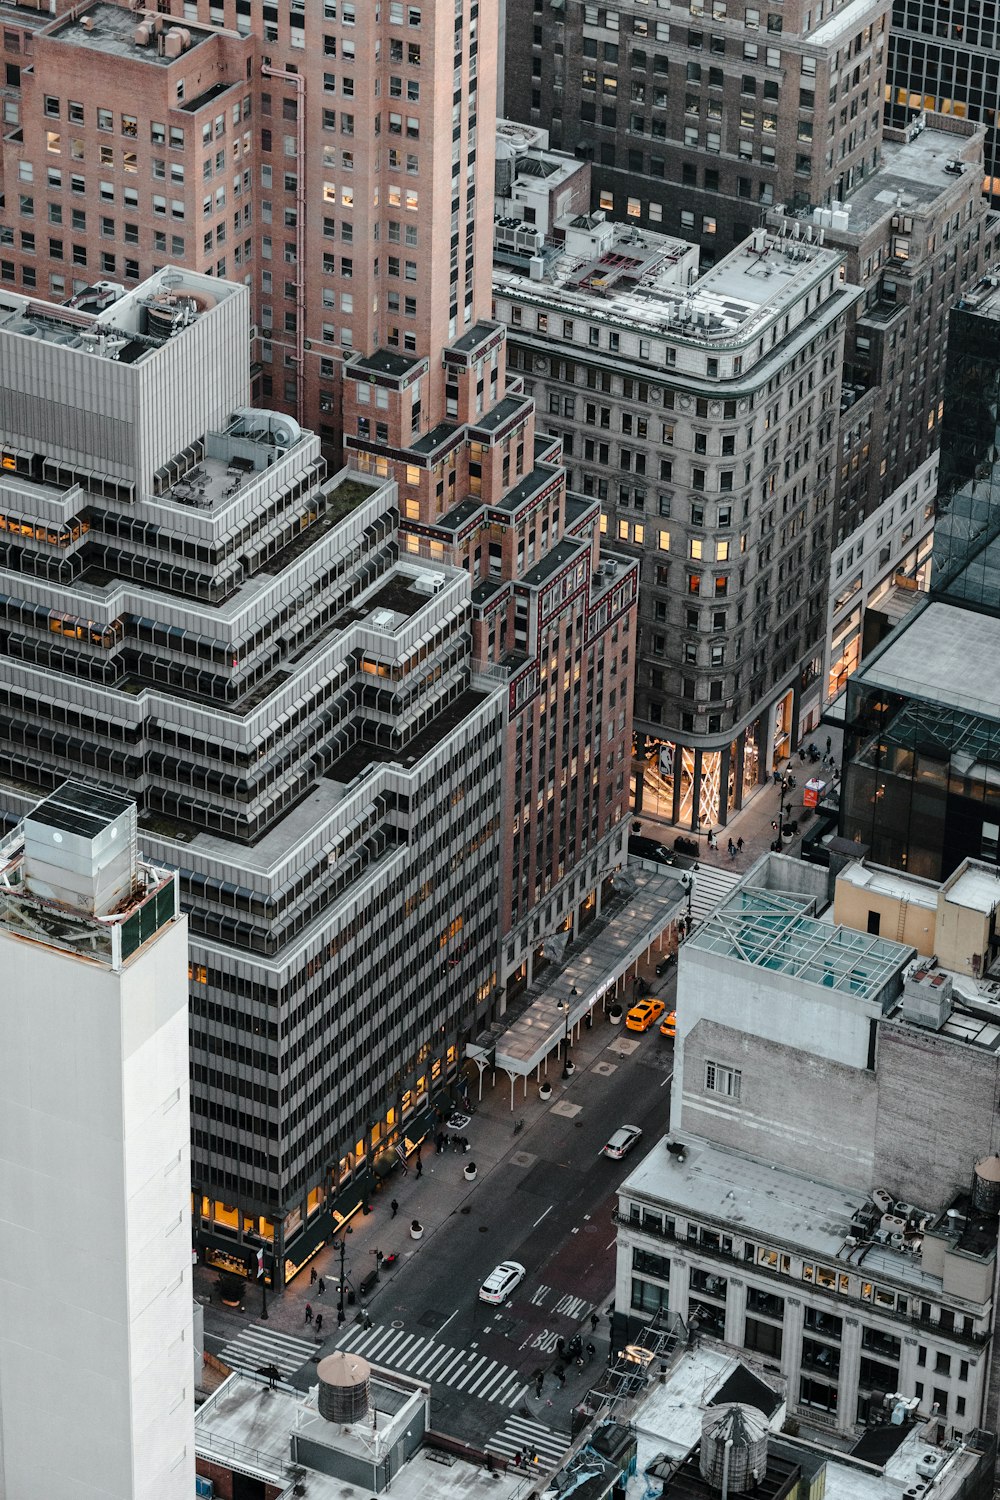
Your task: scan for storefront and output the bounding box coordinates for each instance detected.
[632,718,765,831]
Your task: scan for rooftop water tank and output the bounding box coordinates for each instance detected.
[317,1351,371,1425]
[699,1404,769,1493]
[973,1155,1000,1217]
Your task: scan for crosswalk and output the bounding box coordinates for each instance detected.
[218,1324,318,1381]
[689,863,741,926]
[485,1412,569,1469]
[336,1322,529,1407]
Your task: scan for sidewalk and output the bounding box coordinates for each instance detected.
[636,724,844,879]
[195,1010,624,1425]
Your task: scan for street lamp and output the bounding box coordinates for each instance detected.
[775,774,790,851]
[558,999,573,1079]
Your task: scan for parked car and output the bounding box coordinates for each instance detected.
[603,1124,643,1160]
[479,1260,527,1304]
[625,998,665,1032]
[628,837,675,865]
[659,1010,677,1038]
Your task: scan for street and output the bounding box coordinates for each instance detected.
[200,988,677,1456]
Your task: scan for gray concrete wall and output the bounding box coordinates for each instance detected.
[679,1018,878,1191]
[873,1020,1000,1210]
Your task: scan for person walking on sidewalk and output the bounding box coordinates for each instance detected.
[315,1313,324,1334]
[304,1303,313,1324]
[416,1156,423,1178]
[586,1341,596,1363]
[390,1199,399,1218]
[590,1311,600,1332]
[310,1266,317,1285]
[707,830,717,851]
[554,1364,566,1387]
[318,1276,326,1296]
[736,837,744,854]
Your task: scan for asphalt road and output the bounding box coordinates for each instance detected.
[329,1020,677,1448]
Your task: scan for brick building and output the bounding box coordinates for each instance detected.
[503,0,892,264]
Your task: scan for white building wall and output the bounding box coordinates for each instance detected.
[0,914,193,1500]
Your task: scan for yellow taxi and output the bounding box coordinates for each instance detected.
[625,997,665,1032]
[659,1010,677,1038]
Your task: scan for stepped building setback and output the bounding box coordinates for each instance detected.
[0,0,638,1277]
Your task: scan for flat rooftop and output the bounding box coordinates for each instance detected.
[837,860,938,911]
[51,2,215,61]
[945,863,1000,914]
[196,1371,527,1500]
[689,885,912,1001]
[0,267,235,365]
[830,127,980,235]
[855,601,1000,717]
[621,1139,982,1297]
[496,227,840,344]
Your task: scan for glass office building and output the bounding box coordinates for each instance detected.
[840,286,1000,879]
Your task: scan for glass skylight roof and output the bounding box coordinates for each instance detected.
[689,887,911,999]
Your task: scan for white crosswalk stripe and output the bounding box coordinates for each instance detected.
[485,1413,569,1468]
[335,1322,529,1406]
[218,1324,318,1380]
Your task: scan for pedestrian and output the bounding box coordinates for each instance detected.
[590,1311,600,1332]
[586,1341,596,1363]
[708,830,717,851]
[304,1302,313,1324]
[727,837,736,859]
[554,1364,566,1387]
[391,1199,399,1218]
[771,818,778,832]
[826,735,832,755]
[318,1276,326,1296]
[435,1132,443,1154]
[772,768,781,786]
[736,836,744,853]
[416,1155,423,1178]
[556,1337,566,1358]
[534,1375,543,1397]
[310,1265,318,1285]
[315,1313,324,1334]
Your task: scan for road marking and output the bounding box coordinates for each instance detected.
[437,1308,459,1337]
[533,1205,553,1228]
[464,1358,499,1396]
[529,1284,551,1307]
[660,1070,674,1089]
[553,1293,588,1319]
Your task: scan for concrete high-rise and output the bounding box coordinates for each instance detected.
[492,155,859,828]
[0,0,638,1267]
[0,781,193,1500]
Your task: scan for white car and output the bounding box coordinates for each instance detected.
[479,1260,527,1304]
[602,1125,643,1160]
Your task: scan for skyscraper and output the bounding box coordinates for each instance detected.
[0,0,638,1273]
[0,782,193,1500]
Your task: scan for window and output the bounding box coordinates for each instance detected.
[705,1060,740,1097]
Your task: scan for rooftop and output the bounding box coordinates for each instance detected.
[195,1369,527,1500]
[855,601,1000,717]
[51,3,215,62]
[688,885,912,1002]
[0,267,235,366]
[830,124,981,236]
[495,224,842,346]
[621,1138,995,1296]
